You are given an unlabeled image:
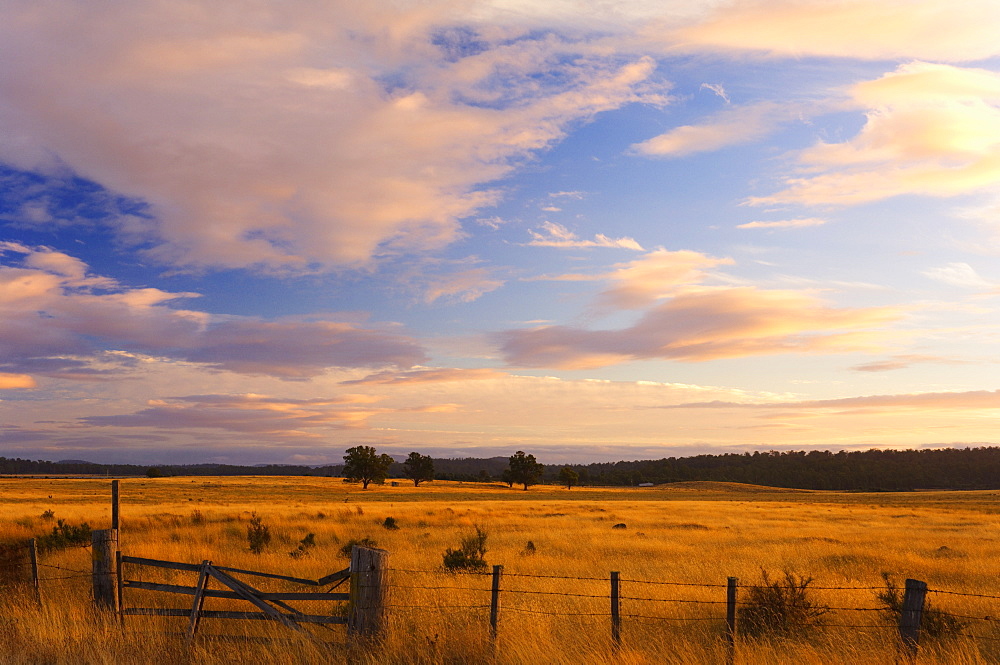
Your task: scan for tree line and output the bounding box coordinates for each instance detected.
[4,446,1000,491]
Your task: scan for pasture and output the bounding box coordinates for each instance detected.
[1,476,999,664]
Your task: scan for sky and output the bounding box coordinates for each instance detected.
[3,0,1000,466]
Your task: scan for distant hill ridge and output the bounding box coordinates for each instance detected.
[4,446,1000,491]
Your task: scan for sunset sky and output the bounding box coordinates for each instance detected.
[3,0,1000,465]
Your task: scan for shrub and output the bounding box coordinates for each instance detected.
[521,540,536,556]
[37,520,92,553]
[289,532,317,559]
[246,513,271,554]
[876,573,964,637]
[443,527,488,572]
[190,510,205,525]
[40,510,55,521]
[339,537,379,559]
[382,517,399,530]
[738,570,828,638]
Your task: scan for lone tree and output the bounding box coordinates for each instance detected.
[508,450,544,491]
[558,466,579,489]
[402,452,434,487]
[343,445,394,489]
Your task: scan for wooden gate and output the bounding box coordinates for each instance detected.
[118,545,388,642]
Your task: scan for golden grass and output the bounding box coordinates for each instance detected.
[2,476,1000,663]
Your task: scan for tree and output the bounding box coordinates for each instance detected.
[558,466,579,489]
[508,451,544,491]
[501,469,515,488]
[342,446,394,489]
[402,452,434,487]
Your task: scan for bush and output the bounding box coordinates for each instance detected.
[876,573,964,637]
[37,520,92,553]
[246,513,271,554]
[339,537,379,559]
[289,532,317,559]
[382,517,399,530]
[443,527,488,572]
[738,570,828,637]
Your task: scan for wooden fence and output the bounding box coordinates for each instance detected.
[112,542,388,642]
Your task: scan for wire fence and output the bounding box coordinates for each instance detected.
[376,564,1000,655]
[6,540,1000,659]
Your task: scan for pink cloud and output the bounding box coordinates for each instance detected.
[0,245,424,379]
[0,4,664,273]
[501,287,902,368]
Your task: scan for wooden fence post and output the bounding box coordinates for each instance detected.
[91,529,118,612]
[348,545,389,638]
[111,480,120,531]
[490,564,503,645]
[726,576,738,665]
[899,578,927,661]
[611,571,621,651]
[28,538,41,607]
[115,551,124,626]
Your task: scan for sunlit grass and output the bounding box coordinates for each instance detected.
[2,477,1000,663]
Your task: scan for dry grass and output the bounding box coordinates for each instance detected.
[1,476,1000,663]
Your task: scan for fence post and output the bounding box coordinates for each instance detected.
[490,564,503,645]
[28,538,41,607]
[726,576,738,665]
[348,545,389,639]
[111,480,120,531]
[91,529,118,612]
[611,571,621,651]
[899,578,927,660]
[115,550,124,626]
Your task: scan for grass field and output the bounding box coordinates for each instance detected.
[2,476,1000,664]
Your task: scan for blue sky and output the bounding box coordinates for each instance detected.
[3,0,1000,465]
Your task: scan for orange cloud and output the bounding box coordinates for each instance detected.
[0,373,35,389]
[750,62,1000,206]
[501,287,902,368]
[668,0,1000,62]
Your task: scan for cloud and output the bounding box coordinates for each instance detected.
[672,389,1000,413]
[526,221,644,250]
[850,354,969,373]
[82,393,389,436]
[667,0,1000,62]
[0,4,665,274]
[0,245,425,379]
[0,373,35,389]
[500,286,902,368]
[632,102,787,157]
[343,367,505,385]
[749,62,1000,207]
[535,249,733,309]
[700,83,730,104]
[737,218,828,229]
[922,262,996,290]
[418,267,506,304]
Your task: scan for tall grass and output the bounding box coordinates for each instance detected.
[1,477,999,662]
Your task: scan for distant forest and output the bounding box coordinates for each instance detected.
[3,446,1000,491]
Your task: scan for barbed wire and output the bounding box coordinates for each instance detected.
[928,589,1000,600]
[391,583,487,592]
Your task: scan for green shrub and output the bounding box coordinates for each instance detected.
[289,532,317,559]
[246,513,271,554]
[442,527,488,572]
[382,517,399,530]
[738,570,828,638]
[338,537,379,559]
[876,573,964,637]
[37,520,92,553]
